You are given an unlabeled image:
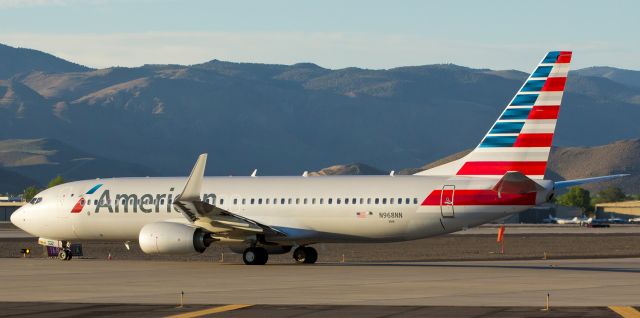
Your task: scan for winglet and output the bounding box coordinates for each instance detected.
[176,153,207,202]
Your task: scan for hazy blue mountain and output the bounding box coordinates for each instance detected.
[0,43,639,177]
[574,67,640,88]
[0,166,39,194]
[0,138,156,188]
[0,43,91,79]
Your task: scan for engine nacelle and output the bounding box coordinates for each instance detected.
[139,222,215,254]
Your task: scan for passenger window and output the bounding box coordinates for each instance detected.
[390,198,394,204]
[312,198,316,204]
[344,198,348,205]
[337,198,341,204]
[303,198,307,204]
[258,198,262,204]
[233,198,238,205]
[265,198,270,204]
[397,198,402,205]
[405,198,410,204]
[95,200,98,205]
[281,198,285,204]
[367,198,371,204]
[242,198,246,205]
[296,198,300,204]
[359,198,363,204]
[288,198,292,204]
[328,198,333,204]
[375,198,379,204]
[320,198,324,204]
[251,198,255,205]
[220,198,224,205]
[383,198,387,204]
[414,198,418,204]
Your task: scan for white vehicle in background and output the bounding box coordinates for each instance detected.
[544,215,592,225]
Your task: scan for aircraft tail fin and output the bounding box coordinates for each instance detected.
[415,51,572,179]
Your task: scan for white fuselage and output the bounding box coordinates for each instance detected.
[11,175,550,245]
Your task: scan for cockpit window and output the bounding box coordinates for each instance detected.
[29,197,43,204]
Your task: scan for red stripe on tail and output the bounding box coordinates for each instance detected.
[528,106,559,119]
[541,77,566,91]
[457,161,547,176]
[556,51,572,63]
[513,133,554,147]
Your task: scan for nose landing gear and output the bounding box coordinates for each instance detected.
[57,249,72,261]
[293,246,318,264]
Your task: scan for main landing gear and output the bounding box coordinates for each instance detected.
[242,247,268,265]
[293,246,318,264]
[241,245,318,265]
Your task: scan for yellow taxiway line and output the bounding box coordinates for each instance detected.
[166,304,253,318]
[610,306,640,318]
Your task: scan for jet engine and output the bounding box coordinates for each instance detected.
[139,222,216,254]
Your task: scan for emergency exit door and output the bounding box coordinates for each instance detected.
[440,185,455,218]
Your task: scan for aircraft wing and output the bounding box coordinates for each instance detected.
[554,174,629,189]
[173,154,286,236]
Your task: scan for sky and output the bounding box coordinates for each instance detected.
[0,0,638,71]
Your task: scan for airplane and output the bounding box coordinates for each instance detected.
[10,51,629,265]
[543,215,592,225]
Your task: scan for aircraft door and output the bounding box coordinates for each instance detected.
[440,185,455,218]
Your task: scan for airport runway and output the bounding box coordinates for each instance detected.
[1,258,639,307]
[0,302,631,318]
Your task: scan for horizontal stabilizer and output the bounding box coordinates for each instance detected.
[554,174,629,189]
[492,171,545,195]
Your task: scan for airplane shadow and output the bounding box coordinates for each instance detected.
[306,260,640,274]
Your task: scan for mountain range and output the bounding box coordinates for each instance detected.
[0,43,639,194]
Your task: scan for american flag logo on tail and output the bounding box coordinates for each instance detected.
[415,51,572,180]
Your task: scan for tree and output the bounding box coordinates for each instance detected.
[47,175,65,188]
[596,187,626,203]
[556,186,591,212]
[23,186,40,202]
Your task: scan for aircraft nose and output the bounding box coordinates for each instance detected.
[10,207,24,227]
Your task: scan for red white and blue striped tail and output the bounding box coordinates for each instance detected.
[416,51,572,179]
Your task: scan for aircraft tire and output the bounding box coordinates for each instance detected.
[243,247,269,265]
[303,247,317,264]
[58,249,71,261]
[293,246,318,264]
[293,246,306,263]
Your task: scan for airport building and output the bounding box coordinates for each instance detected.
[595,201,640,219]
[0,198,24,222]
